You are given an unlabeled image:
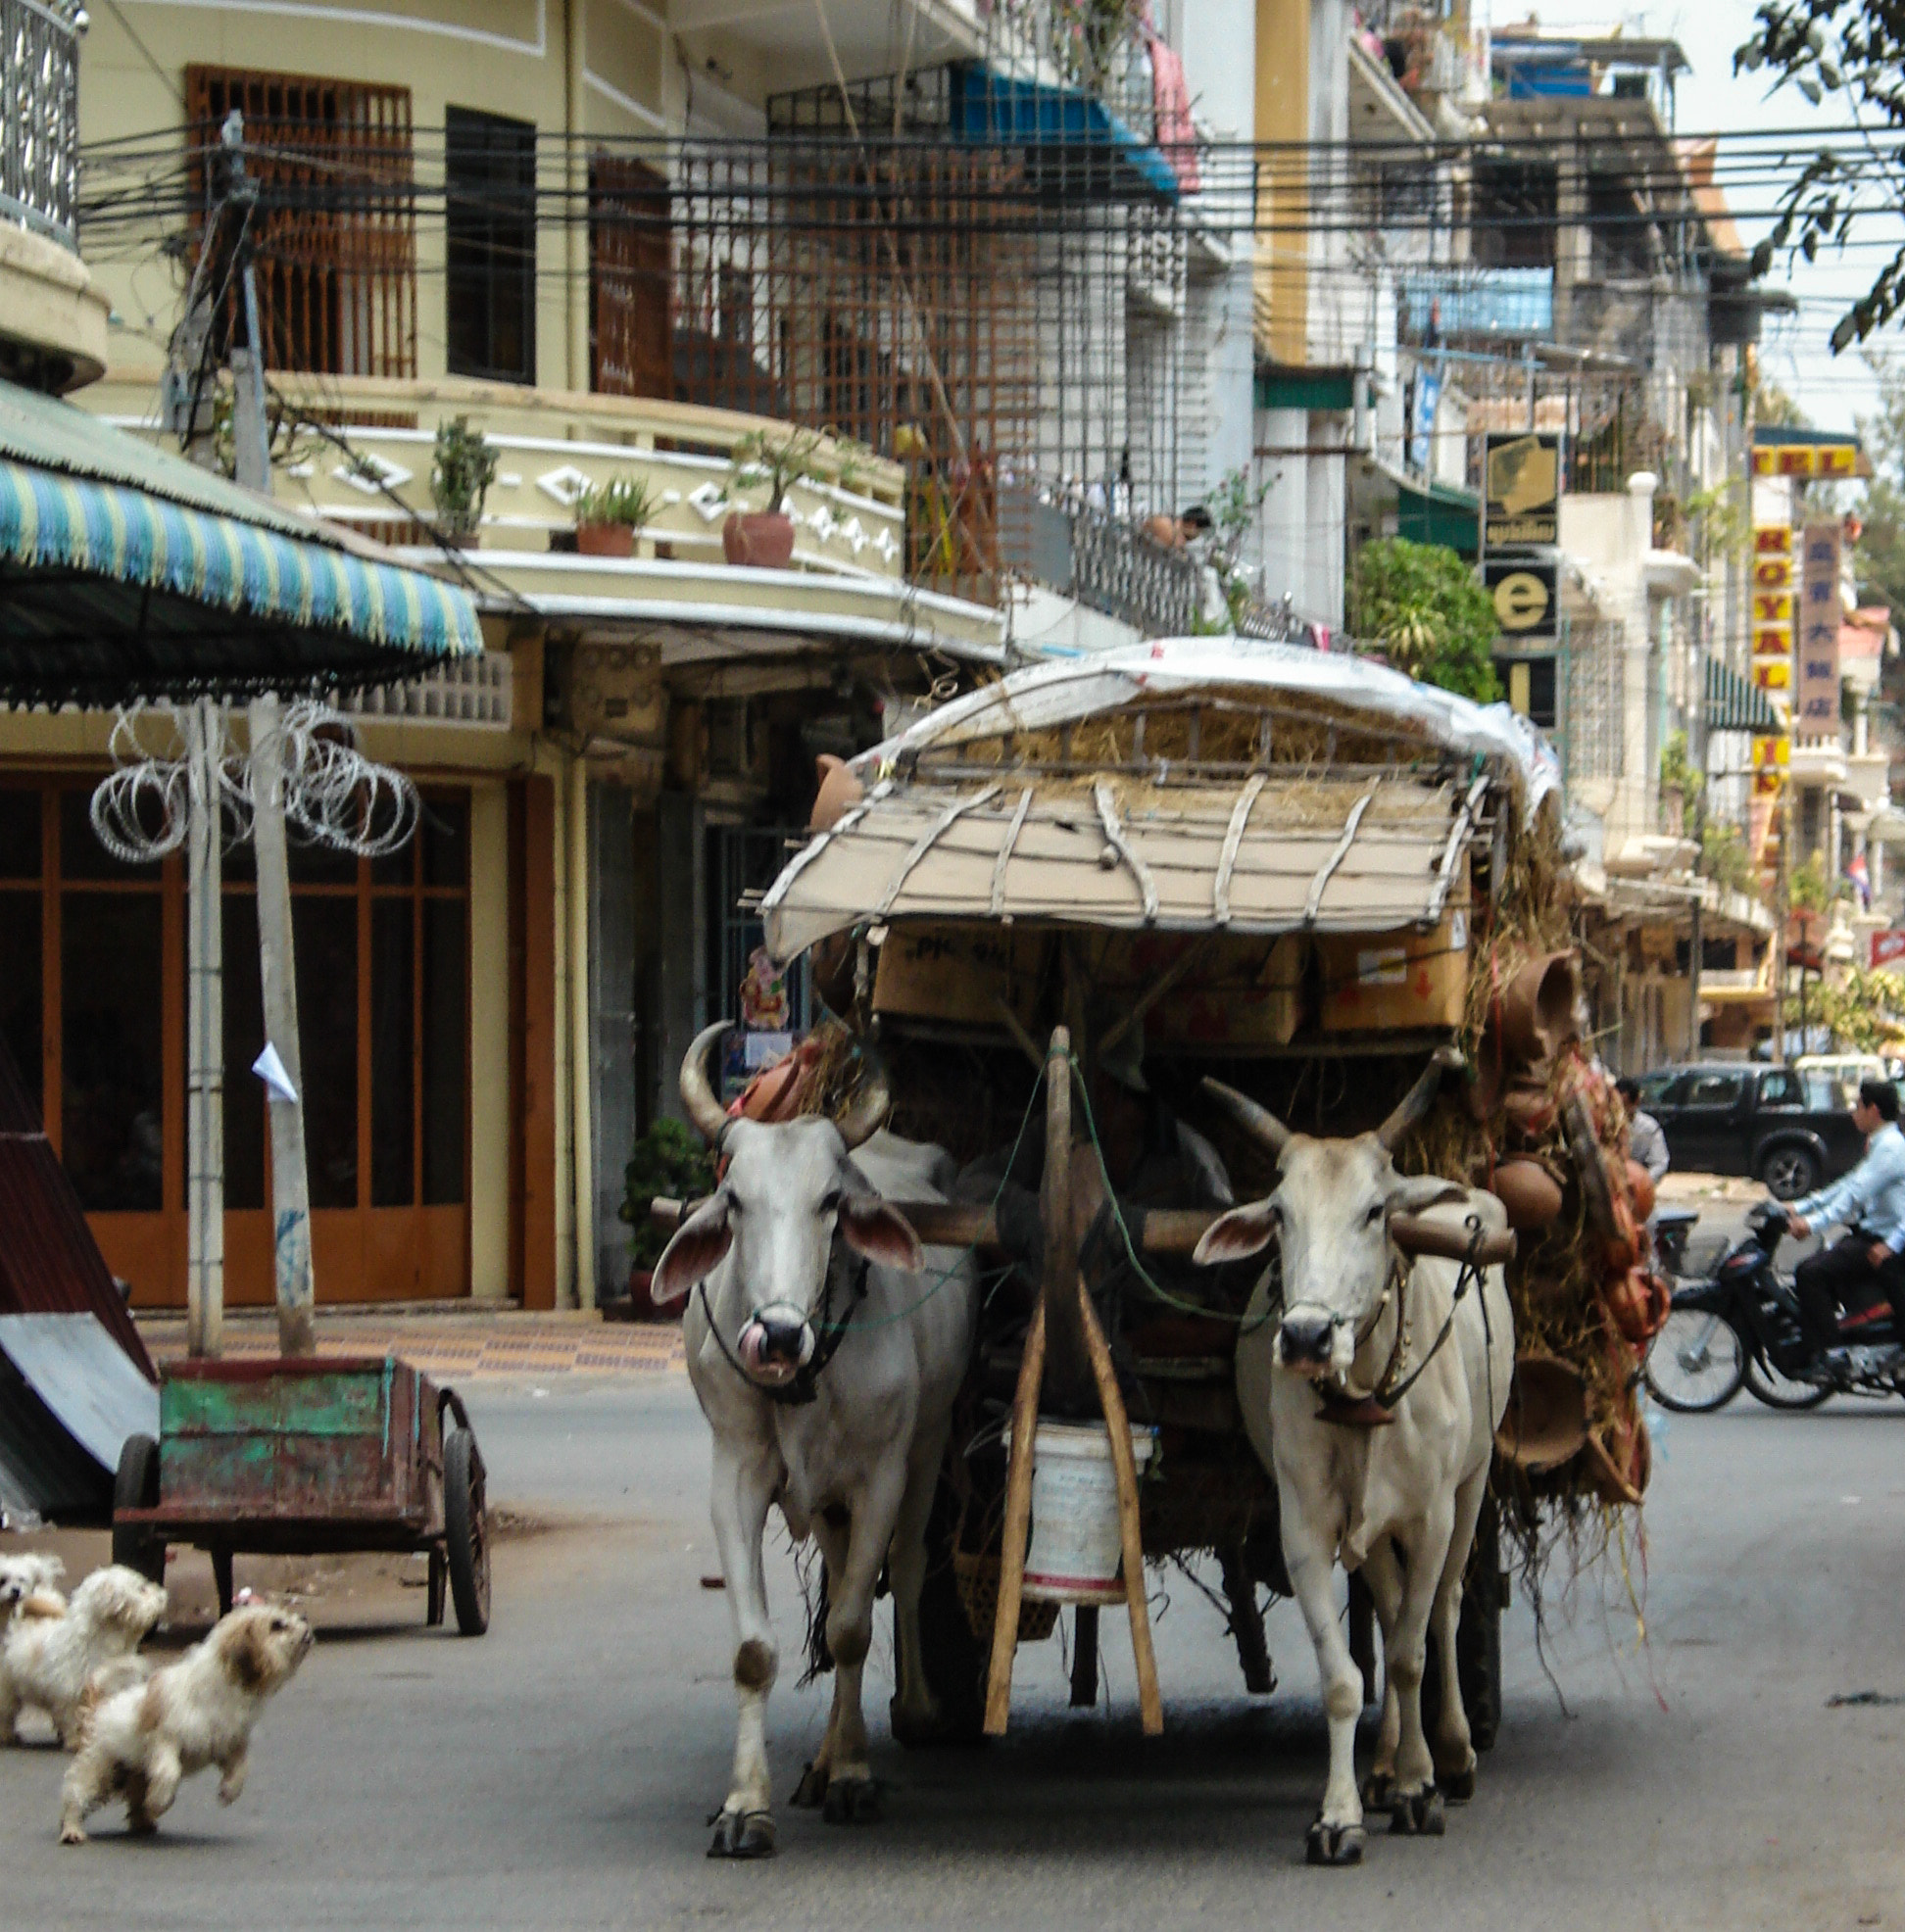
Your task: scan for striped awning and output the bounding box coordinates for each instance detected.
[0,377,480,707]
[1704,653,1783,737]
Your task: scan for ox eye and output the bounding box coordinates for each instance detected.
[820,1190,842,1215]
[1365,1204,1385,1227]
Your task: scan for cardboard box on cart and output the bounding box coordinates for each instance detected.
[1317,889,1471,1035]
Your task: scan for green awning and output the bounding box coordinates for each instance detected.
[1254,366,1356,411]
[0,378,481,708]
[1395,477,1481,558]
[1705,653,1783,736]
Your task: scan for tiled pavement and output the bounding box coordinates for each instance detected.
[137,1309,686,1379]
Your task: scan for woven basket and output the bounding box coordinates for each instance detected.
[952,1550,1059,1643]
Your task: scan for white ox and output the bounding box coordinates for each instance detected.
[1193,1051,1513,1865]
[652,1024,977,1859]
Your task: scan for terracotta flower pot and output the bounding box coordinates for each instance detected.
[1626,1157,1657,1222]
[1494,1353,1588,1473]
[576,520,636,557]
[1500,950,1582,1066]
[1490,1156,1564,1231]
[1583,1407,1650,1506]
[810,752,864,832]
[1606,1265,1671,1347]
[722,509,797,568]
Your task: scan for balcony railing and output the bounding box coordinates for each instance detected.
[1,0,80,249]
[1002,487,1202,638]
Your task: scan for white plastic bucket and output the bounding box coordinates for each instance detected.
[1004,1420,1156,1605]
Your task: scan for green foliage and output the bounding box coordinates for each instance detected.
[1659,730,1705,816]
[1853,351,1905,616]
[1701,821,1758,901]
[1206,464,1272,574]
[430,415,497,539]
[1783,968,1905,1052]
[1788,848,1848,913]
[574,474,656,528]
[1345,537,1502,703]
[1738,4,1905,353]
[731,426,828,509]
[619,1119,717,1272]
[1685,476,1749,568]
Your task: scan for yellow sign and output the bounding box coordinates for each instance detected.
[1484,433,1561,547]
[1753,442,1861,478]
[1753,591,1792,625]
[1753,657,1790,691]
[1753,736,1790,770]
[1755,525,1791,555]
[1753,556,1792,591]
[1491,569,1551,633]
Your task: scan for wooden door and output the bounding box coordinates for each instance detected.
[590,156,673,399]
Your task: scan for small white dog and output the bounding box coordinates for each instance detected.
[60,1601,314,1844]
[0,1553,66,1627]
[1,1565,167,1749]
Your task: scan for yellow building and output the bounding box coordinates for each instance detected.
[3,0,1016,1315]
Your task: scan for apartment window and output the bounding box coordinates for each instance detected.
[446,107,538,385]
[590,156,673,399]
[1472,159,1556,269]
[186,67,416,377]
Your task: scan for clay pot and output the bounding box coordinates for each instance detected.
[1490,1157,1564,1232]
[1503,1083,1557,1144]
[1606,1265,1671,1347]
[576,520,635,557]
[722,509,797,568]
[1626,1157,1657,1223]
[810,753,864,833]
[1494,1354,1588,1473]
[1500,950,1582,1065]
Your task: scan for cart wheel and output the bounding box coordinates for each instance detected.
[426,1547,447,1627]
[443,1424,490,1636]
[111,1434,165,1588]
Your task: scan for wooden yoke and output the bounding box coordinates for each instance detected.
[985,1024,1164,1739]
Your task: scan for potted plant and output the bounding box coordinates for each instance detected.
[722,426,824,568]
[574,475,656,558]
[430,414,497,547]
[613,1118,717,1320]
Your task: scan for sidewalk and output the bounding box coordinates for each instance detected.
[137,1307,686,1380]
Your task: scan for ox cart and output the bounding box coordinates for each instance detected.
[707,638,1657,1766]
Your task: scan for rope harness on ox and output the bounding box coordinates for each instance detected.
[1310,1213,1495,1428]
[697,1248,875,1408]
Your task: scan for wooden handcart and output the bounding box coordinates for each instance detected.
[111,1355,490,1636]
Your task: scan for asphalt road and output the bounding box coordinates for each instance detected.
[5,1350,1904,1931]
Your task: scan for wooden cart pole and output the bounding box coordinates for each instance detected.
[984,1297,1046,1735]
[1039,1027,1091,1413]
[1078,1278,1163,1735]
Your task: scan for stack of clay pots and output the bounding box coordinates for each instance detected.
[1482,948,1664,1508]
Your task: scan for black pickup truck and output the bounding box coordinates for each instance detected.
[1633,1062,1869,1199]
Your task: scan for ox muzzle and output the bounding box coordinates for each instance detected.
[1276,1303,1362,1379]
[735,1300,817,1385]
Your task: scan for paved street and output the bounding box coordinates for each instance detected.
[7,1277,1905,1932]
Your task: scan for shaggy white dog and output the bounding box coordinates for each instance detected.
[0,1553,66,1628]
[1,1565,167,1748]
[61,1602,314,1844]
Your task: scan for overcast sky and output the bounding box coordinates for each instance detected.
[1514,1,1901,438]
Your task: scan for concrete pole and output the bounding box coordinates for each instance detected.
[248,692,317,1357]
[568,750,596,1310]
[184,698,224,1358]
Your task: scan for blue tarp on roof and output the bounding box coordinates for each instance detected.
[948,63,1180,201]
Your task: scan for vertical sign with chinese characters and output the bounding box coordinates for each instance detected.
[1796,519,1842,735]
[1752,524,1793,693]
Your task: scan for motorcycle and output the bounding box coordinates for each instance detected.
[1643,1200,1905,1414]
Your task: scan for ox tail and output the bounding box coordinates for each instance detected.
[794,1543,834,1687]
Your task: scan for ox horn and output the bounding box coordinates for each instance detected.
[679,1021,733,1145]
[834,1042,894,1151]
[1200,1077,1294,1161]
[1375,1045,1465,1152]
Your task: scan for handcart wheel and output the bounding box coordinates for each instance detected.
[443,1422,491,1636]
[111,1434,166,1588]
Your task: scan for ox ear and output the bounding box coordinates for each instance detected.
[839,1198,925,1273]
[1192,1197,1279,1267]
[650,1196,733,1308]
[1387,1173,1471,1216]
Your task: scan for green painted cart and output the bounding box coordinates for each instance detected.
[110,1356,489,1636]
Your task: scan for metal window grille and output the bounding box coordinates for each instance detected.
[1,0,79,248]
[186,65,416,378]
[707,823,808,1043]
[1559,617,1627,785]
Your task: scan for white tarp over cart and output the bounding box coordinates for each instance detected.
[762,640,1558,962]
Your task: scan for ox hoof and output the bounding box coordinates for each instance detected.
[1389,1788,1446,1837]
[790,1763,830,1810]
[1359,1770,1394,1811]
[1305,1818,1365,1866]
[707,1809,776,1859]
[1438,1764,1476,1804]
[822,1775,882,1825]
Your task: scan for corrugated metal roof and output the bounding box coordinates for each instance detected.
[0,1034,156,1381]
[1705,653,1783,737]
